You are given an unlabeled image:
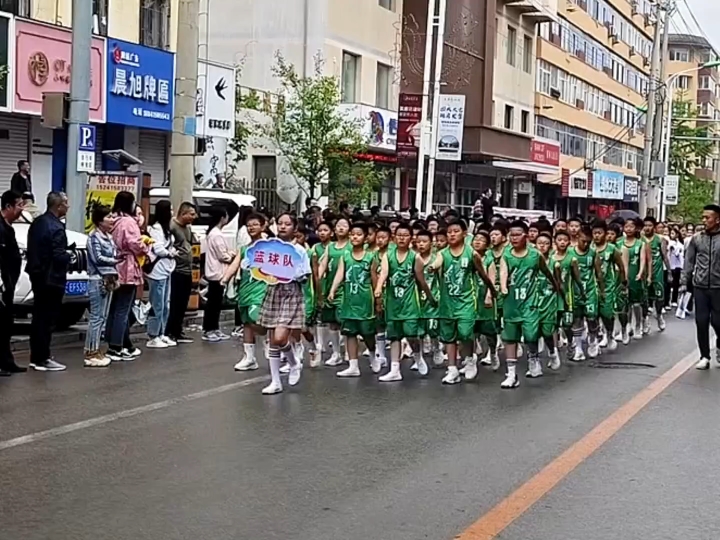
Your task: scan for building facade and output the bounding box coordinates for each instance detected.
[533,0,653,218]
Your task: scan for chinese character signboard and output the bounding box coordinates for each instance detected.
[84,173,140,233]
[623,176,639,203]
[14,20,105,122]
[196,61,235,139]
[106,38,174,131]
[663,175,679,206]
[243,239,310,285]
[591,169,624,200]
[436,94,465,161]
[397,93,422,158]
[530,139,560,167]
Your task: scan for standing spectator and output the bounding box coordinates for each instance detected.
[106,191,149,361]
[25,191,71,372]
[166,202,198,344]
[10,160,32,200]
[668,227,684,307]
[481,188,497,223]
[145,200,177,349]
[85,205,119,367]
[682,204,720,370]
[0,190,26,375]
[202,205,235,342]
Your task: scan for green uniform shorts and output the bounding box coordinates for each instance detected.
[628,281,646,305]
[502,318,539,344]
[648,280,664,302]
[474,319,498,338]
[321,306,341,325]
[421,318,439,339]
[438,318,474,344]
[341,318,377,338]
[238,305,261,325]
[386,319,421,341]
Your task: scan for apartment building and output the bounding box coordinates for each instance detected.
[202,0,403,208]
[666,34,720,181]
[534,0,653,217]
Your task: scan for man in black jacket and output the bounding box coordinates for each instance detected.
[0,190,26,375]
[25,191,71,372]
[10,160,32,199]
[682,204,720,370]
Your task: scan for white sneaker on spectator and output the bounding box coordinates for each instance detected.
[146,337,168,349]
[161,335,177,347]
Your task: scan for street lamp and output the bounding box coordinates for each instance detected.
[660,60,720,219]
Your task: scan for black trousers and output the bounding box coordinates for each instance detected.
[29,277,64,364]
[670,268,682,304]
[694,288,720,359]
[203,280,224,332]
[167,272,193,339]
[0,286,15,368]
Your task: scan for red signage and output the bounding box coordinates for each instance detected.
[397,93,422,158]
[561,168,570,197]
[531,140,560,167]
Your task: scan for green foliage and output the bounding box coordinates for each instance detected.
[227,68,257,168]
[667,94,716,222]
[263,52,382,205]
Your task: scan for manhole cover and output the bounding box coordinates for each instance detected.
[589,361,656,369]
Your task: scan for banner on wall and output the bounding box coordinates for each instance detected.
[436,94,465,161]
[84,172,140,233]
[397,93,422,158]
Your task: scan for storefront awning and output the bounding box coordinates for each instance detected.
[490,160,559,176]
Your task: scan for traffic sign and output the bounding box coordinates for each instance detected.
[77,124,96,172]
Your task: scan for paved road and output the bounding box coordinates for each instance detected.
[0,320,715,540]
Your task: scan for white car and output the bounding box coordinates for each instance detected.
[13,211,91,329]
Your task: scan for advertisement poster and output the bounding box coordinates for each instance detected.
[591,170,624,200]
[663,175,679,206]
[436,94,466,161]
[84,173,140,233]
[397,93,422,158]
[623,176,639,203]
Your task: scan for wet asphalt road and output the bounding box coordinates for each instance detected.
[0,319,716,540]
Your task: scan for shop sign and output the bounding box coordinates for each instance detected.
[15,19,105,122]
[84,173,139,233]
[196,60,235,139]
[106,38,174,131]
[567,172,589,198]
[623,176,639,203]
[397,93,422,158]
[531,139,560,167]
[591,169,624,200]
[340,103,398,152]
[663,175,679,206]
[436,94,465,161]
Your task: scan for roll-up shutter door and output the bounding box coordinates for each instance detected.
[0,114,30,192]
[94,124,104,171]
[138,130,168,186]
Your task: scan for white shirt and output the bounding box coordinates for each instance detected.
[669,239,684,270]
[147,223,177,280]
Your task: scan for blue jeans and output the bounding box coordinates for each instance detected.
[147,277,171,338]
[84,279,113,352]
[106,285,136,351]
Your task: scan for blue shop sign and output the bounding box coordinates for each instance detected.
[592,169,624,200]
[106,39,175,131]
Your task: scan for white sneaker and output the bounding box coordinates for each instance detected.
[547,350,561,371]
[633,327,643,340]
[695,357,710,370]
[460,356,469,368]
[622,328,631,345]
[588,340,600,359]
[463,359,478,380]
[161,335,177,347]
[325,352,343,367]
[607,338,618,352]
[642,318,651,335]
[215,331,231,341]
[279,363,290,374]
[231,327,243,338]
[538,338,545,354]
[202,332,221,342]
[361,349,370,357]
[29,358,66,372]
[84,355,111,368]
[671,302,678,307]
[490,352,501,372]
[289,363,303,386]
[402,341,414,359]
[572,348,586,362]
[658,315,666,332]
[442,366,461,385]
[479,351,492,366]
[337,364,361,378]
[309,350,321,368]
[379,363,402,382]
[558,333,568,349]
[599,334,608,348]
[292,342,305,365]
[234,357,259,371]
[410,361,419,371]
[261,381,283,394]
[423,337,432,355]
[500,372,520,389]
[146,337,168,349]
[371,354,383,374]
[517,344,524,358]
[526,358,543,378]
[676,309,686,320]
[416,357,429,376]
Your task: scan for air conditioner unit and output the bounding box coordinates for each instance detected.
[550,87,562,99]
[576,98,585,109]
[608,26,619,44]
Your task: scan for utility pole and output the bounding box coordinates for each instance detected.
[640,1,663,217]
[169,0,200,209]
[654,3,672,220]
[64,0,93,233]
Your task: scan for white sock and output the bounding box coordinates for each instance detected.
[268,349,282,386]
[349,358,359,370]
[329,330,340,355]
[243,343,256,362]
[507,360,517,377]
[390,360,401,373]
[316,325,325,350]
[284,344,298,367]
[375,333,387,358]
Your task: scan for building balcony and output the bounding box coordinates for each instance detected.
[501,0,557,22]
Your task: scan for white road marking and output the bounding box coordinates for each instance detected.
[0,375,270,451]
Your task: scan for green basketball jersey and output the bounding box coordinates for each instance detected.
[488,246,507,310]
[384,249,420,321]
[593,243,620,296]
[340,250,375,320]
[420,254,440,319]
[643,235,664,278]
[625,239,643,282]
[323,241,351,307]
[476,253,496,322]
[438,245,477,320]
[237,245,268,308]
[503,247,541,323]
[571,247,597,295]
[552,251,575,311]
[536,255,558,321]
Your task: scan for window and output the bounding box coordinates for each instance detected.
[0,0,30,16]
[507,26,517,66]
[93,0,108,35]
[341,52,359,103]
[674,76,690,90]
[521,110,530,133]
[699,76,711,90]
[523,35,533,73]
[504,105,514,129]
[379,0,395,10]
[669,48,689,62]
[140,0,170,49]
[375,63,391,109]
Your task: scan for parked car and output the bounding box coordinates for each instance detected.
[12,211,90,329]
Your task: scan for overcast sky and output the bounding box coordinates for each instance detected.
[677,0,720,51]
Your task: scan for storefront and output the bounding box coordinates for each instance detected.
[105,38,174,185]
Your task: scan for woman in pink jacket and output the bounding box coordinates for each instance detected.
[105,191,150,361]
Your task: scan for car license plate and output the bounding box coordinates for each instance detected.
[65,280,88,296]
